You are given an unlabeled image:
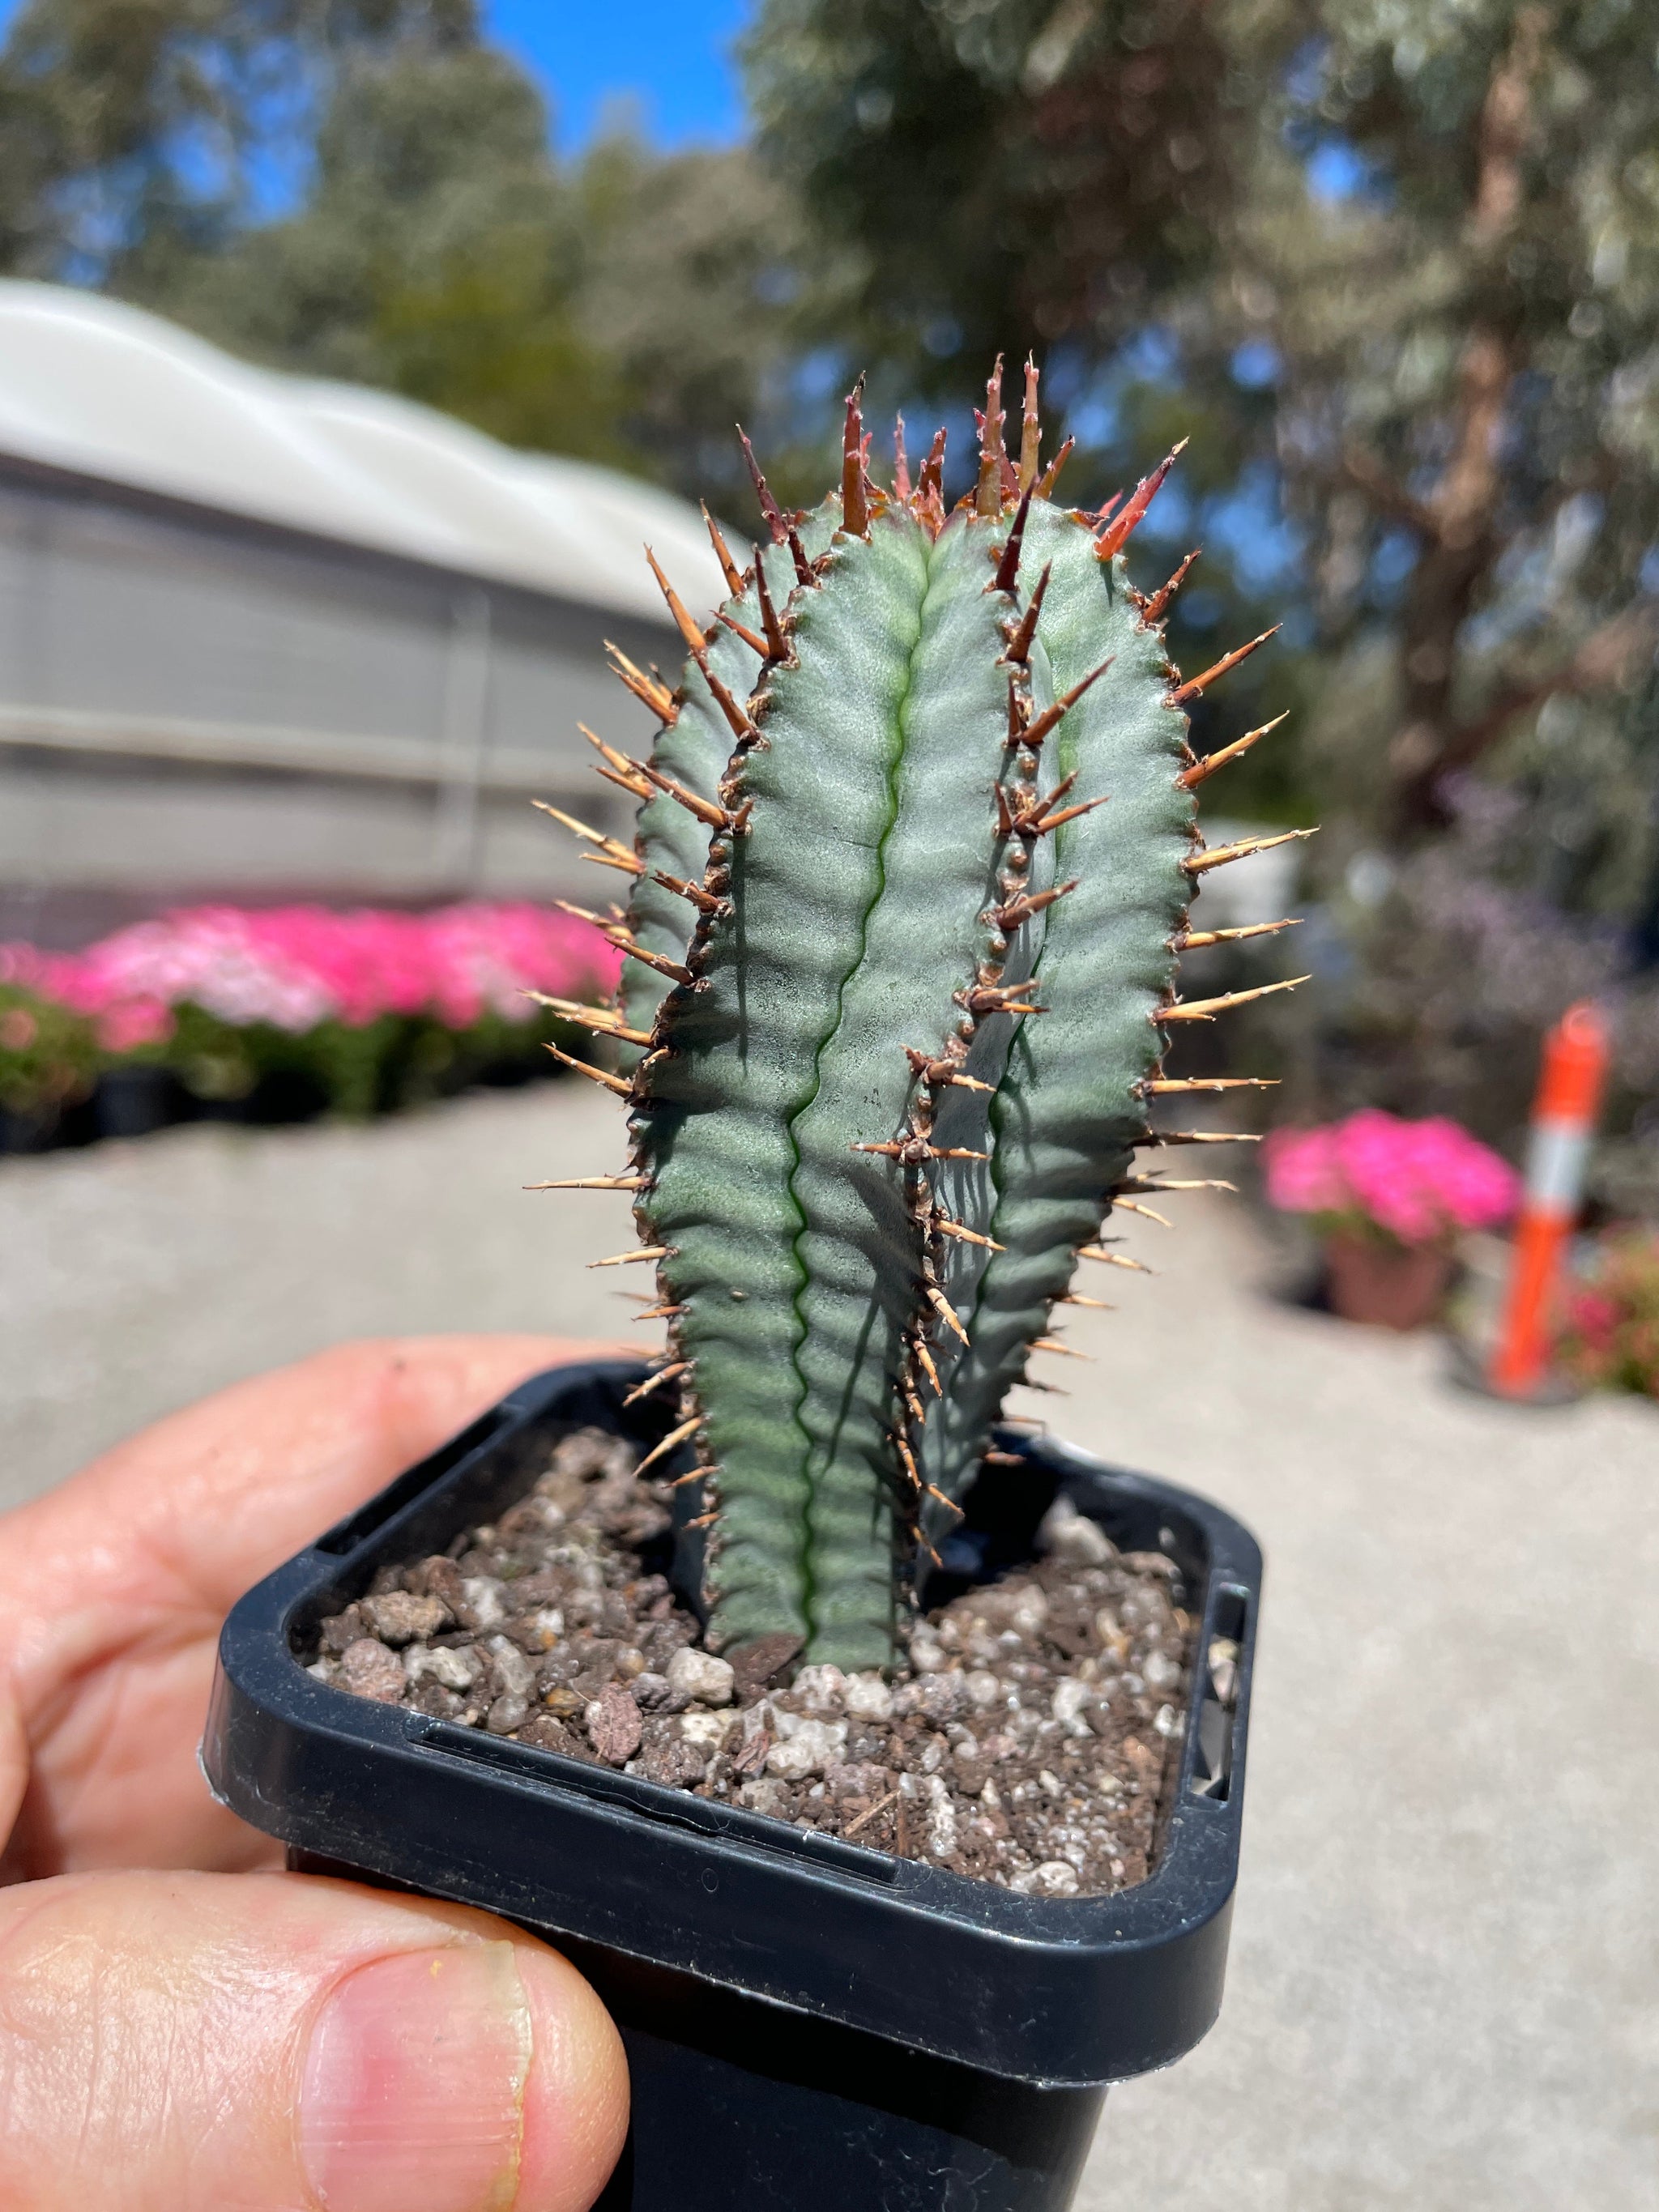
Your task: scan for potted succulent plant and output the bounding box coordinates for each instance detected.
[1264,1108,1520,1330]
[206,366,1282,2209]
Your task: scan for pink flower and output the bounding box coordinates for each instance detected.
[1264,1126,1346,1213]
[1558,1230,1659,1397]
[0,905,623,1045]
[1566,1290,1620,1347]
[1265,1110,1520,1247]
[95,999,174,1052]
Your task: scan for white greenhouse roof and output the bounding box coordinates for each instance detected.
[0,279,726,622]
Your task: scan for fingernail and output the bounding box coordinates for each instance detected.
[301,1942,532,2212]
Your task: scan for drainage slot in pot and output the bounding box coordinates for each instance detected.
[1188,1587,1248,1802]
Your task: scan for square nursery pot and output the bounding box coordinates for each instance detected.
[203,1358,1261,2210]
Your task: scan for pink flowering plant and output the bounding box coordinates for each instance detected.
[1263,1109,1520,1251]
[1558,1230,1659,1400]
[0,904,620,1123]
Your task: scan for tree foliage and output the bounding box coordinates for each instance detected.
[745,0,1659,838]
[1239,2,1659,835]
[740,0,1659,1161]
[0,0,826,505]
[0,1,475,278]
[4,0,1658,1143]
[742,0,1236,375]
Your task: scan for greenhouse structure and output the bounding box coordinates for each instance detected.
[0,280,721,945]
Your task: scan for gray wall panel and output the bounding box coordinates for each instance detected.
[0,757,626,899]
[0,463,672,920]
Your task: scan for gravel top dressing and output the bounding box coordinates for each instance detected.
[309,1426,1204,1899]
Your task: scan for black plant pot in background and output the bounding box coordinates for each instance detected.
[94,1065,188,1140]
[204,1361,1261,2211]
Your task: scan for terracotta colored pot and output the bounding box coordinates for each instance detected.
[1324,1230,1452,1330]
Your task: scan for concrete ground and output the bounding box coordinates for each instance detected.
[2,1083,1655,2208]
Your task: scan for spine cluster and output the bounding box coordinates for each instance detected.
[536,358,1309,1664]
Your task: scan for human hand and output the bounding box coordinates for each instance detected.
[0,1335,642,2211]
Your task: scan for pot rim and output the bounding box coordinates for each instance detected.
[203,1357,1261,2086]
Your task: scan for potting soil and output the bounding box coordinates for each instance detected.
[309,1426,1199,1899]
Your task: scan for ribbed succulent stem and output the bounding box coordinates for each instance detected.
[538,375,1302,1667]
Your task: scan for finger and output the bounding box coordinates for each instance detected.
[11,1332,648,1618]
[1,1334,648,1877]
[0,1869,629,2212]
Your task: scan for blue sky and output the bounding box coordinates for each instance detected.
[0,1,752,156]
[489,0,750,152]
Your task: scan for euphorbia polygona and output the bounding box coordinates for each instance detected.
[539,364,1309,1669]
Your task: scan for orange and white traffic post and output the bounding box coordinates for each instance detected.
[1488,999,1610,1399]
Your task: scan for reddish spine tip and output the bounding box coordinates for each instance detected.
[1004,560,1052,664]
[992,486,1032,595]
[1169,625,1281,705]
[1018,355,1042,492]
[1033,437,1075,499]
[736,424,788,546]
[842,374,870,536]
[1142,548,1201,627]
[644,543,707,658]
[751,546,790,659]
[976,354,1007,518]
[1096,438,1188,561]
[701,502,744,596]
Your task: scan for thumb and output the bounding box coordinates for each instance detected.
[0,1869,629,2212]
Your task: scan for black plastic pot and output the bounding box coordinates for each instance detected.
[94,1066,188,1140]
[203,1359,1261,2210]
